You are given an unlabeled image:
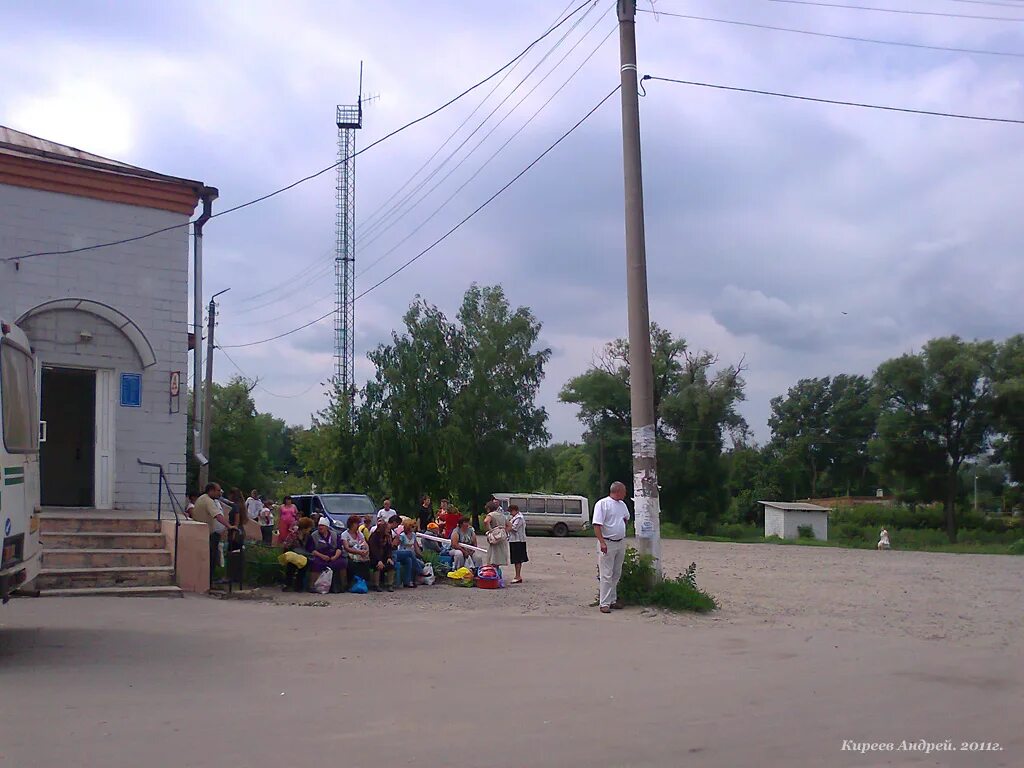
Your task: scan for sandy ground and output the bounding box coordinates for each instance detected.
[1,537,1022,768]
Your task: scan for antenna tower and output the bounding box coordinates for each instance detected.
[334,64,364,415]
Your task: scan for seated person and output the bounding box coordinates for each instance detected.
[421,521,444,553]
[309,519,347,593]
[450,518,479,570]
[396,518,424,588]
[368,519,398,592]
[279,517,314,592]
[341,516,371,589]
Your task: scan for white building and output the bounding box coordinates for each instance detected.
[760,501,830,541]
[0,126,212,511]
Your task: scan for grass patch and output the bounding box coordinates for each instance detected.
[618,547,718,613]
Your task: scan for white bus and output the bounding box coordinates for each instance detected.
[492,493,590,537]
[0,317,41,604]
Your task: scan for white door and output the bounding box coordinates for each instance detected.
[94,370,115,509]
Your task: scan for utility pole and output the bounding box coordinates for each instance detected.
[198,288,229,490]
[617,0,661,574]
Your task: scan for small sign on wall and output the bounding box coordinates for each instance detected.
[120,373,142,407]
[169,371,181,414]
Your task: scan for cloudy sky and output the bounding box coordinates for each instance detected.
[3,0,1023,443]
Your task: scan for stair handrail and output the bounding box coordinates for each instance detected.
[136,459,183,580]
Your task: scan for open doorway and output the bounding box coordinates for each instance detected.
[40,367,96,507]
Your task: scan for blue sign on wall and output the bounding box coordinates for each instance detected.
[120,373,142,407]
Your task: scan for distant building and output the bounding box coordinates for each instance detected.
[760,501,830,540]
[0,126,212,510]
[801,494,895,510]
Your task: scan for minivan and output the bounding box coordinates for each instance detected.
[292,493,375,530]
[492,493,590,537]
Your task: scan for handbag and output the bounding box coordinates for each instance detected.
[486,525,508,545]
[313,567,333,594]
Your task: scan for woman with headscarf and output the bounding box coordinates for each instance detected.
[310,518,346,593]
[278,517,314,592]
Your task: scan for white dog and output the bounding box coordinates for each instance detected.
[877,529,891,550]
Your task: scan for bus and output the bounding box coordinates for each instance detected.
[492,493,590,537]
[0,317,41,604]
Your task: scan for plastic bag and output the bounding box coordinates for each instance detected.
[313,567,333,595]
[349,575,368,594]
[421,563,434,579]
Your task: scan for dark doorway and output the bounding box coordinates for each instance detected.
[40,367,95,507]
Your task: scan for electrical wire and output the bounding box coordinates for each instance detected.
[358,21,618,280]
[643,75,1024,125]
[358,0,603,246]
[762,0,1024,22]
[637,8,1024,58]
[356,0,583,235]
[4,0,596,263]
[219,84,621,349]
[216,345,326,399]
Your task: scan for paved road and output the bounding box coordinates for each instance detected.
[1,538,1021,768]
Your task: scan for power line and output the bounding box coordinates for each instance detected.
[637,8,1024,58]
[219,84,621,349]
[358,22,618,281]
[5,0,596,263]
[643,75,1024,125]
[356,0,583,235]
[358,1,604,246]
[216,345,326,399]
[762,0,1024,22]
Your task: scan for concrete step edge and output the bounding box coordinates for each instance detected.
[38,566,175,575]
[37,586,184,598]
[40,532,165,538]
[42,548,172,556]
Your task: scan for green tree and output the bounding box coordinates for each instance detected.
[993,334,1024,484]
[873,337,997,542]
[560,325,746,532]
[205,377,274,493]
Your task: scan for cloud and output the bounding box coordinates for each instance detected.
[4,0,1024,446]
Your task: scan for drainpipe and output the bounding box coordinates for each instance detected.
[192,187,218,479]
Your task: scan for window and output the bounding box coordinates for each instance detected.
[1,341,38,453]
[563,499,583,517]
[544,498,563,515]
[526,498,546,515]
[510,497,526,511]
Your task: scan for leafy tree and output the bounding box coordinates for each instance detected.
[560,325,746,532]
[993,334,1024,484]
[873,337,997,542]
[205,377,274,493]
[359,285,550,523]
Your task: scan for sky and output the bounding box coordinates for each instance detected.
[2,0,1023,444]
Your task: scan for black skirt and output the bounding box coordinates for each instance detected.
[510,541,529,564]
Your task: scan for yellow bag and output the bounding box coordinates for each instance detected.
[278,551,308,569]
[446,567,472,581]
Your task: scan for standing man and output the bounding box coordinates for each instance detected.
[377,497,395,525]
[593,481,631,614]
[190,482,231,585]
[245,489,263,523]
[417,495,433,533]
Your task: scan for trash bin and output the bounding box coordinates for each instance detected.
[226,529,246,592]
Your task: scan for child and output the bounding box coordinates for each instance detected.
[258,501,275,545]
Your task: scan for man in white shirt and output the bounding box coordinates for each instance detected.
[245,489,263,522]
[376,497,396,525]
[592,481,631,614]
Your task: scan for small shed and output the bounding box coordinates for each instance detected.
[759,501,830,541]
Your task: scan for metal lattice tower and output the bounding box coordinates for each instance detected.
[334,95,362,411]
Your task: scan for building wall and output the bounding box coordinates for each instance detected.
[764,507,785,538]
[0,183,190,510]
[782,510,828,541]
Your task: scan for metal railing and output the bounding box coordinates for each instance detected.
[136,459,183,579]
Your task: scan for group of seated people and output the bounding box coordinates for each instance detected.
[277,510,483,594]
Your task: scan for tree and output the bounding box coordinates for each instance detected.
[204,377,275,494]
[361,285,550,522]
[768,374,877,498]
[993,334,1024,484]
[873,337,997,541]
[560,325,746,532]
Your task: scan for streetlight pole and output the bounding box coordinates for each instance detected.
[617,0,661,574]
[198,287,230,490]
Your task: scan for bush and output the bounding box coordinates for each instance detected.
[715,523,761,540]
[797,525,815,540]
[244,543,285,586]
[1008,539,1024,555]
[618,548,717,613]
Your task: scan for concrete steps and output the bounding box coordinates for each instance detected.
[35,514,179,597]
[41,531,168,550]
[34,566,176,590]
